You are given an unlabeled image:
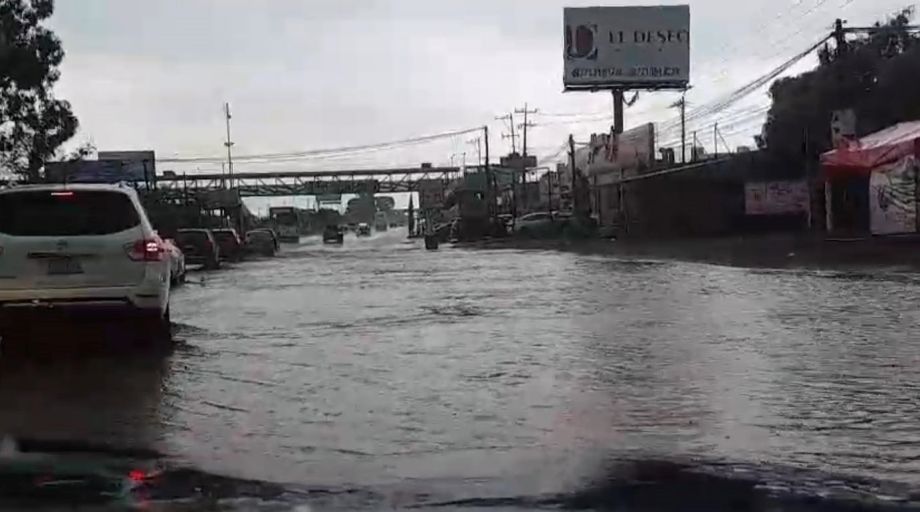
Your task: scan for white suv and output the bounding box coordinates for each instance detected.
[0,184,172,342]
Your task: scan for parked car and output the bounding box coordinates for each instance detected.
[245,229,278,257]
[0,184,172,342]
[212,228,244,262]
[250,228,279,252]
[356,223,372,237]
[176,229,220,269]
[512,211,572,238]
[322,224,344,244]
[162,237,187,284]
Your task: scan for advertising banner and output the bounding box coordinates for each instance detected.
[869,156,918,235]
[563,5,690,90]
[578,123,655,185]
[98,150,156,183]
[744,180,810,215]
[197,189,241,210]
[418,179,446,210]
[45,160,149,184]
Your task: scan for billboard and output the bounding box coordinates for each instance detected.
[197,189,241,210]
[45,160,149,184]
[418,179,446,210]
[563,6,690,90]
[744,180,809,216]
[500,154,538,169]
[98,150,156,183]
[577,123,655,185]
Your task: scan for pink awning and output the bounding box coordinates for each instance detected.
[821,121,920,178]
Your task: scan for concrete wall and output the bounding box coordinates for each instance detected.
[606,152,810,237]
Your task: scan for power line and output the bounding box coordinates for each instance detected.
[160,126,483,163]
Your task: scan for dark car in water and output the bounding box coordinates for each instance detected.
[211,228,244,262]
[245,229,278,257]
[322,224,344,244]
[175,228,220,269]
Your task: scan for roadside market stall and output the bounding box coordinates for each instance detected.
[820,121,920,236]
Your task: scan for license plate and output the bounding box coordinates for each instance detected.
[47,257,83,275]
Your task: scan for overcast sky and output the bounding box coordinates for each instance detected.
[48,0,910,176]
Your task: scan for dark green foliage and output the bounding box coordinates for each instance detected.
[0,0,78,181]
[763,8,920,167]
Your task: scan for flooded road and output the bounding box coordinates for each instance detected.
[3,231,920,509]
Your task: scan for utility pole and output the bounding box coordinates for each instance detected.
[516,103,538,215]
[568,134,576,214]
[714,122,719,159]
[515,103,538,157]
[692,131,699,161]
[484,125,493,220]
[668,94,687,164]
[834,18,847,57]
[223,102,234,189]
[496,113,516,154]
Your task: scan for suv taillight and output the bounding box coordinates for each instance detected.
[125,238,164,261]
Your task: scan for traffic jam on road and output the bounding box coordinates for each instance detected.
[0,183,280,353]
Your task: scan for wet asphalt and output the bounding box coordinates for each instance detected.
[2,230,920,510]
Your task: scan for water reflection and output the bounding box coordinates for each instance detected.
[0,352,169,452]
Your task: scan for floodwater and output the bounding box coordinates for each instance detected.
[3,230,920,510]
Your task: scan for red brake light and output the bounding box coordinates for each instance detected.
[125,238,165,261]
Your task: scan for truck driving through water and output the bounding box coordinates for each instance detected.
[269,206,301,243]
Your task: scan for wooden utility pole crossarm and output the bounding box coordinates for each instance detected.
[515,103,538,157]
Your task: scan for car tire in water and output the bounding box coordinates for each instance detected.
[135,306,172,352]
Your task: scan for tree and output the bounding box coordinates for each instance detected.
[0,0,78,181]
[762,8,920,168]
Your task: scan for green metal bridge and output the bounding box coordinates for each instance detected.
[155,166,471,197]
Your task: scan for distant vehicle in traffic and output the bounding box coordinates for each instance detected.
[356,223,371,237]
[0,184,173,343]
[512,211,573,238]
[162,237,187,284]
[322,225,344,244]
[374,211,389,232]
[211,228,244,262]
[245,229,278,257]
[176,229,221,270]
[251,228,280,252]
[269,206,301,243]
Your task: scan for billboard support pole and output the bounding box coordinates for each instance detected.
[612,90,624,135]
[680,93,687,164]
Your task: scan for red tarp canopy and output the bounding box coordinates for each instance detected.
[821,121,920,179]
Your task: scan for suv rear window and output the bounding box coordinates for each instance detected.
[0,190,141,236]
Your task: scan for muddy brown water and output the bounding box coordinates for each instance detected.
[2,230,920,510]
